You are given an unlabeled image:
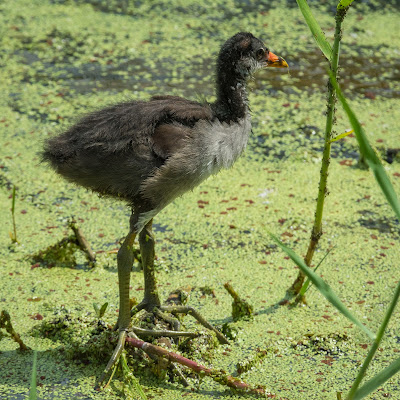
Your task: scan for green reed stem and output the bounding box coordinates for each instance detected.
[290,7,348,296]
[11,185,18,243]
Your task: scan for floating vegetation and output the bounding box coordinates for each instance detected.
[31,219,95,268]
[1,0,400,398]
[291,332,350,356]
[236,348,269,376]
[32,306,115,363]
[31,235,79,268]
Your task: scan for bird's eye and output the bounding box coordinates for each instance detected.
[256,48,265,60]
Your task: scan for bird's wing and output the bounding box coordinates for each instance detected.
[149,97,213,159]
[152,123,191,159]
[150,95,213,123]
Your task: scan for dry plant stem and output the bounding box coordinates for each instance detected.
[0,310,30,351]
[125,337,266,396]
[69,220,96,263]
[224,282,239,300]
[289,8,347,296]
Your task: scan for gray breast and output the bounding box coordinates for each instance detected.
[136,113,252,231]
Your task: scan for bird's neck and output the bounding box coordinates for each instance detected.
[213,73,249,123]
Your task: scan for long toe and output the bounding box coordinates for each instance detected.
[96,330,127,389]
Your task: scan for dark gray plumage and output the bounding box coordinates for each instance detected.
[43,96,212,215]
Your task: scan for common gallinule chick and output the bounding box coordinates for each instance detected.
[42,32,288,384]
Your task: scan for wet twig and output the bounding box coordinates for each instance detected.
[131,327,201,338]
[0,310,30,351]
[125,336,267,396]
[69,219,96,263]
[224,282,254,321]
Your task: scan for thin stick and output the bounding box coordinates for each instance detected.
[125,337,267,396]
[69,219,96,263]
[0,310,30,351]
[131,327,201,338]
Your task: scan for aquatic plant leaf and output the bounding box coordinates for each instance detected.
[352,357,400,400]
[347,281,400,399]
[337,0,356,10]
[299,247,333,296]
[93,303,100,317]
[93,302,108,318]
[99,302,108,319]
[329,129,354,143]
[329,72,400,221]
[120,352,148,400]
[270,234,375,340]
[296,0,333,60]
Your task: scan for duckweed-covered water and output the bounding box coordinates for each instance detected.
[1,1,399,399]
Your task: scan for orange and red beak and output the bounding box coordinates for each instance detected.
[266,51,288,68]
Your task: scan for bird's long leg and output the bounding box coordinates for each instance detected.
[137,219,161,309]
[136,220,228,343]
[96,213,137,389]
[98,217,228,389]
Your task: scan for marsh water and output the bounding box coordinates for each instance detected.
[1,1,400,399]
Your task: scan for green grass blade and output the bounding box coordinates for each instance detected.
[353,356,400,400]
[296,0,333,60]
[99,302,108,319]
[11,185,16,214]
[299,247,333,296]
[347,281,400,399]
[270,234,375,340]
[29,349,37,400]
[337,0,356,10]
[329,72,400,221]
[120,352,147,400]
[93,303,100,318]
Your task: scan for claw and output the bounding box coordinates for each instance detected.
[95,330,127,390]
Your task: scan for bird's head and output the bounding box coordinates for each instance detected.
[217,32,288,80]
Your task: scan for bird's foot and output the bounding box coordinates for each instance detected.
[95,330,127,390]
[130,298,228,344]
[96,298,228,389]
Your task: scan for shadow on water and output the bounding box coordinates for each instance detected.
[17,44,400,100]
[256,47,400,99]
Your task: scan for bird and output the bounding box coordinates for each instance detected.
[42,32,288,384]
